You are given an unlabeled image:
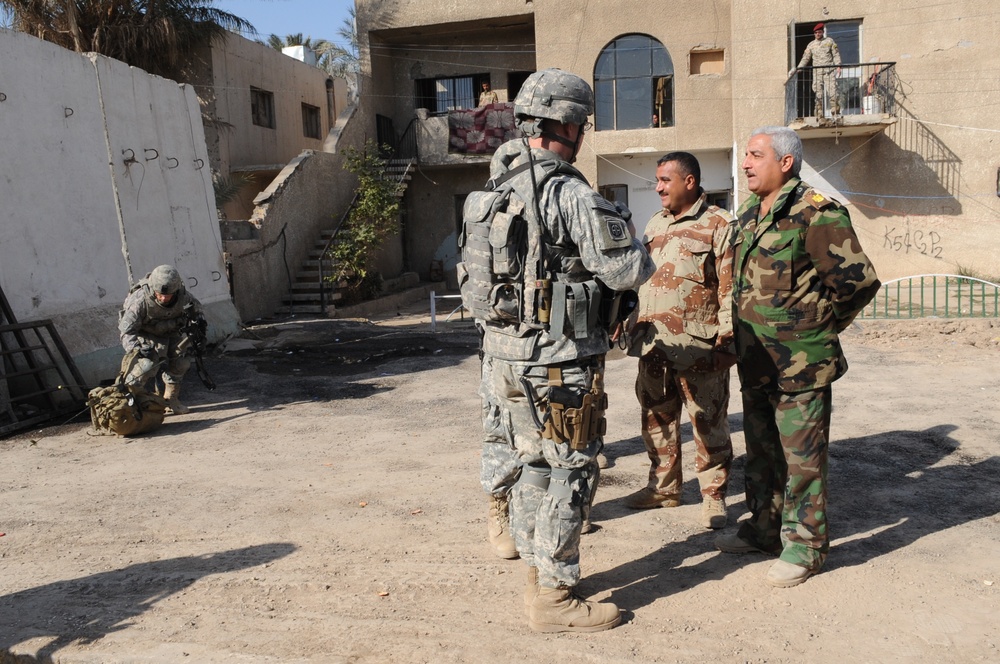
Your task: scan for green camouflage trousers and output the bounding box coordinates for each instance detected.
[737,385,832,570]
[479,355,520,496]
[490,356,602,589]
[636,354,732,500]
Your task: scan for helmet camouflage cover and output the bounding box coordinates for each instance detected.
[513,68,594,127]
[147,265,182,295]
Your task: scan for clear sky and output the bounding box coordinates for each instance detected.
[214,0,356,47]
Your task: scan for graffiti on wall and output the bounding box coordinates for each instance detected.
[883,219,943,260]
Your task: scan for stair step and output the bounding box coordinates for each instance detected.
[282,291,342,303]
[275,305,328,314]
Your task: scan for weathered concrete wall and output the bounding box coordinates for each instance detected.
[225,99,374,322]
[360,0,1000,286]
[0,29,240,385]
[731,1,1000,282]
[195,34,351,221]
[225,151,352,322]
[404,164,491,285]
[533,0,735,186]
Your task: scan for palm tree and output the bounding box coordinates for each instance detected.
[329,6,359,80]
[0,0,254,80]
[267,32,344,75]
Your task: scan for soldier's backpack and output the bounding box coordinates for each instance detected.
[88,381,167,437]
[88,351,168,437]
[458,158,585,327]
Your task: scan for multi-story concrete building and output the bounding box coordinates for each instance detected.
[354,0,1000,287]
[190,34,350,221]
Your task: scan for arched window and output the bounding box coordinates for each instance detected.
[594,34,673,131]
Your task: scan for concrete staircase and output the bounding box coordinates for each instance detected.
[278,158,415,316]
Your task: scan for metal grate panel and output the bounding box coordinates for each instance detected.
[858,274,1000,319]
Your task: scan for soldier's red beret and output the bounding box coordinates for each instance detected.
[813,23,825,32]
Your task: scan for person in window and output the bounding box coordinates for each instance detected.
[478,81,498,107]
[796,23,842,116]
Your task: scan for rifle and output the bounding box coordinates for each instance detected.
[177,305,216,390]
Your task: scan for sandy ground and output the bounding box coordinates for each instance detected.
[1,308,999,663]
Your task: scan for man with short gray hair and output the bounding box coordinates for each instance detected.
[715,127,879,587]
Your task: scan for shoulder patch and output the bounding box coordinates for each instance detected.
[589,193,633,249]
[805,188,837,210]
[606,218,628,242]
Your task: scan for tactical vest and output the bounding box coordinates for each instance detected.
[458,158,587,331]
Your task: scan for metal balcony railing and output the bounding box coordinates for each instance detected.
[785,61,897,124]
[858,274,1000,320]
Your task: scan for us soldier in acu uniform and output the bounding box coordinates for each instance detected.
[474,68,653,632]
[119,265,205,414]
[624,152,737,529]
[715,127,880,587]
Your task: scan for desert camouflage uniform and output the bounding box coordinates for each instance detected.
[483,140,654,589]
[119,279,202,388]
[733,177,880,570]
[627,192,736,501]
[798,36,842,115]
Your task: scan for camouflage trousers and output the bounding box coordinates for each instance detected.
[122,339,191,389]
[813,70,840,114]
[490,355,603,589]
[736,385,832,571]
[636,354,732,500]
[479,355,520,497]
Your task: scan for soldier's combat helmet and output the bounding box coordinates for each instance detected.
[148,265,182,296]
[513,68,594,134]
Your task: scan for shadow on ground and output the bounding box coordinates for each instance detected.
[585,424,1000,615]
[0,543,296,664]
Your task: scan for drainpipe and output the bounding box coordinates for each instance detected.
[731,140,739,214]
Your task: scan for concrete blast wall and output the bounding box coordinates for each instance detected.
[0,29,240,386]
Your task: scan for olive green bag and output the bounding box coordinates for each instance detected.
[88,349,168,436]
[87,381,167,437]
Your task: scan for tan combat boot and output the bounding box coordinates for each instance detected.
[623,487,680,510]
[528,586,621,633]
[701,496,727,529]
[523,566,538,614]
[162,383,190,415]
[487,494,518,560]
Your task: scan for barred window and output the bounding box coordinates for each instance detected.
[251,87,275,129]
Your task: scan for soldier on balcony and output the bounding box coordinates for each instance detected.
[796,23,842,116]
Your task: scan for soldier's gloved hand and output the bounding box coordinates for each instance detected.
[137,343,156,359]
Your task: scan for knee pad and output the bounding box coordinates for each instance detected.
[548,466,595,507]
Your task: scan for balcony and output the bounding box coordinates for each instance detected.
[785,62,898,139]
[377,105,521,167]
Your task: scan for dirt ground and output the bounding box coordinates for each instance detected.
[1,305,999,663]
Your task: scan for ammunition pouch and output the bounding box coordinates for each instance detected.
[540,366,608,450]
[549,279,601,339]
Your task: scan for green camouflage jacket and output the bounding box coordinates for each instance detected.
[733,177,880,392]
